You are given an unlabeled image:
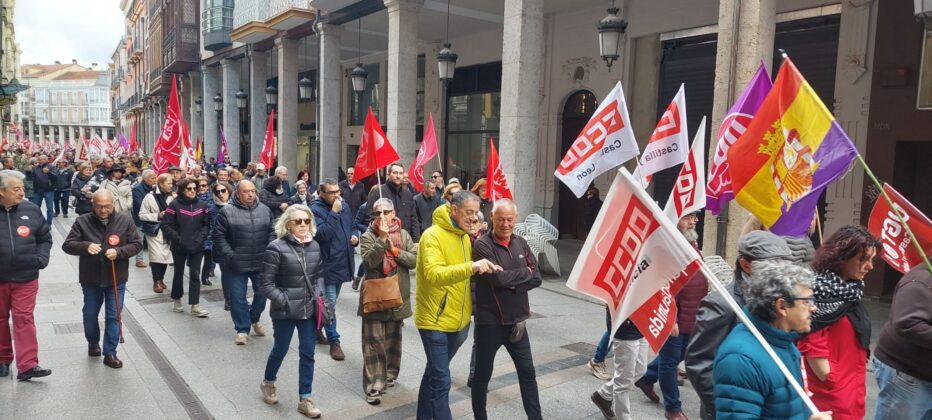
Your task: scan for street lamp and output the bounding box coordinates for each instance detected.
[265,85,278,109]
[299,75,314,102]
[194,96,202,114]
[597,3,627,71]
[213,93,223,112]
[235,89,248,110]
[349,18,368,95]
[437,0,457,84]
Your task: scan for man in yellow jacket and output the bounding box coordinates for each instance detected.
[415,190,501,420]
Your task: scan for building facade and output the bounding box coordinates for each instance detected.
[20,61,113,144]
[1,0,23,138]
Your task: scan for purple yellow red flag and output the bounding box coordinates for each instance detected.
[727,58,858,237]
[706,62,772,214]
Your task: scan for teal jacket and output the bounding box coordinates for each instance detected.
[713,310,808,420]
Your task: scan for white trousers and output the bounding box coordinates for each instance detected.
[597,338,650,420]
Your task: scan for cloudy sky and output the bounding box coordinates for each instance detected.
[15,0,124,67]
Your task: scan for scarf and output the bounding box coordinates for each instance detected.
[810,270,871,350]
[153,190,170,212]
[292,232,313,244]
[370,217,402,275]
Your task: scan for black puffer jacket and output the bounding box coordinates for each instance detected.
[213,197,275,273]
[71,172,94,215]
[162,195,209,254]
[0,201,53,283]
[259,236,325,320]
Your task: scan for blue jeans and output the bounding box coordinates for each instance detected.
[265,318,317,398]
[639,333,689,412]
[417,327,470,420]
[323,283,342,344]
[228,271,266,334]
[30,191,54,224]
[593,329,610,363]
[53,190,70,216]
[82,283,125,356]
[873,356,932,420]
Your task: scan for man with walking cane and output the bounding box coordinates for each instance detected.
[63,190,142,369]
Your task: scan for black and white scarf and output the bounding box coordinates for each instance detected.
[810,270,871,350]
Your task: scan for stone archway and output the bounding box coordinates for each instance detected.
[557,89,598,240]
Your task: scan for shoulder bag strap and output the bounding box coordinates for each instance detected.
[287,242,318,295]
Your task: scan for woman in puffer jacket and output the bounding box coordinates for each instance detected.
[161,177,210,318]
[258,204,329,419]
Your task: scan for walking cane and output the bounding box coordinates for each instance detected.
[110,259,125,344]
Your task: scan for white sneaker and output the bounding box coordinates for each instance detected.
[297,398,322,418]
[588,359,611,381]
[234,333,248,345]
[172,299,184,313]
[190,304,209,318]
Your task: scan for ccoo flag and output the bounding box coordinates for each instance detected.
[633,83,689,187]
[554,81,639,198]
[728,58,858,237]
[566,168,702,345]
[486,138,513,200]
[663,117,706,224]
[353,107,399,183]
[706,62,772,214]
[868,184,932,274]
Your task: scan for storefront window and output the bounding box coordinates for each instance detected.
[445,91,501,185]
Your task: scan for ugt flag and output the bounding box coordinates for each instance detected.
[706,62,772,214]
[555,81,639,198]
[566,168,702,349]
[353,107,399,183]
[868,183,932,274]
[633,83,689,187]
[728,58,858,237]
[409,113,439,193]
[486,138,513,200]
[663,117,707,224]
[151,74,185,174]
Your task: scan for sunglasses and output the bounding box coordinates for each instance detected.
[431,175,443,178]
[215,188,228,194]
[291,218,312,225]
[373,210,394,216]
[185,186,197,191]
[199,184,209,188]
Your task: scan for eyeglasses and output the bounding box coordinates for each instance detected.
[787,296,817,307]
[291,218,312,225]
[184,186,197,191]
[431,175,443,179]
[372,210,394,216]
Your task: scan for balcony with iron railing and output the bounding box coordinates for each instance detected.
[162,0,200,74]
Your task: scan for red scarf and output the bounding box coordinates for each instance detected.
[370,217,403,275]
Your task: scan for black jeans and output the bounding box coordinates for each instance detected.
[471,323,542,420]
[200,252,214,281]
[151,263,168,283]
[170,251,204,304]
[53,190,70,216]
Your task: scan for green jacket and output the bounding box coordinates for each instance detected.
[357,222,417,320]
[414,203,473,332]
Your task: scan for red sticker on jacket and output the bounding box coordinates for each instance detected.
[16,226,29,237]
[108,235,120,246]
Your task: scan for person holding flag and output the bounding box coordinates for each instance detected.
[365,163,420,242]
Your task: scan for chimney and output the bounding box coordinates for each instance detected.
[91,63,99,71]
[72,59,77,64]
[54,60,60,64]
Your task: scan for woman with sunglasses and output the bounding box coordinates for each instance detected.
[258,204,328,418]
[210,180,234,310]
[161,178,210,317]
[357,198,417,404]
[196,177,216,285]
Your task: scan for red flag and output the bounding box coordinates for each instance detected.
[485,138,513,200]
[151,74,184,174]
[408,113,439,193]
[868,184,932,273]
[129,119,140,152]
[566,168,702,352]
[353,107,398,183]
[259,108,276,169]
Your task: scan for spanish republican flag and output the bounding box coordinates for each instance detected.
[727,58,857,237]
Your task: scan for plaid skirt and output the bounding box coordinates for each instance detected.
[361,319,403,395]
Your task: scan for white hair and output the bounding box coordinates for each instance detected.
[275,166,288,176]
[491,198,517,215]
[274,205,316,239]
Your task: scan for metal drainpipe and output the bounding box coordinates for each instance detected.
[715,0,741,256]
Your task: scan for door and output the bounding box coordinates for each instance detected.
[558,90,598,240]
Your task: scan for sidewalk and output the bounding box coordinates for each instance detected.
[1,217,884,419]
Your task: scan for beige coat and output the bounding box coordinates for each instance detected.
[99,178,133,214]
[139,191,174,264]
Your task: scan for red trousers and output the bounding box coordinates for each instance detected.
[0,280,39,373]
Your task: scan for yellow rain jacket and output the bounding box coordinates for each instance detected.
[414,203,473,332]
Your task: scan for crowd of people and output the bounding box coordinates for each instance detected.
[0,145,929,420]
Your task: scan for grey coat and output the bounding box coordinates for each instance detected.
[259,236,325,320]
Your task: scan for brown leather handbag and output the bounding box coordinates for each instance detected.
[361,273,403,314]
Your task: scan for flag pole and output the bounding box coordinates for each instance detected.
[815,209,823,246]
[696,262,821,415]
[855,154,932,273]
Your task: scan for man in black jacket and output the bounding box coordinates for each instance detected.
[51,159,74,218]
[339,167,367,219]
[213,180,275,345]
[414,180,443,233]
[131,169,156,268]
[365,163,420,241]
[62,190,143,369]
[0,170,53,381]
[29,154,55,225]
[470,199,542,420]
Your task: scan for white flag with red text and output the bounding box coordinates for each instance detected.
[663,117,706,224]
[554,82,640,198]
[633,84,689,187]
[566,168,702,351]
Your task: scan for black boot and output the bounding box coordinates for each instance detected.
[17,366,51,381]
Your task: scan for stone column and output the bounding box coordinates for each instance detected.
[203,66,220,163]
[702,0,776,262]
[383,0,423,168]
[188,71,205,157]
[276,37,299,175]
[498,0,544,215]
[221,58,242,165]
[249,50,269,162]
[317,22,343,182]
